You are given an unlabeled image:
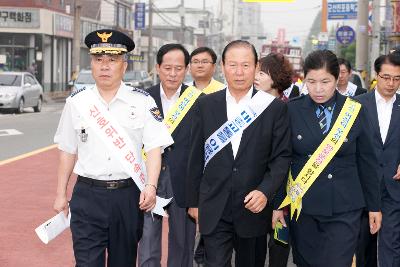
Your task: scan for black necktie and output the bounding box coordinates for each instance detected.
[317,105,327,133]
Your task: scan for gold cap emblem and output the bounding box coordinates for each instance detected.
[97,32,112,43]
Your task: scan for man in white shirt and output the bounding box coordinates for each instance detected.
[356,52,400,267]
[337,58,367,97]
[53,29,173,267]
[138,43,198,267]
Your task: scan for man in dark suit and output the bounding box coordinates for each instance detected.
[186,40,292,267]
[138,44,197,267]
[337,58,367,97]
[356,52,400,267]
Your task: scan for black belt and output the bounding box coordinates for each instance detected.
[77,176,134,190]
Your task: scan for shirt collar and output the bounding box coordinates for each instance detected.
[313,90,337,111]
[94,82,129,104]
[226,86,253,103]
[375,89,396,105]
[160,83,182,100]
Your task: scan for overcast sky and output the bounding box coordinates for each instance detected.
[152,0,321,43]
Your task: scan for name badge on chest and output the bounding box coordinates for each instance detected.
[80,128,88,142]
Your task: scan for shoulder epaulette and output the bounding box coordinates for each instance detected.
[131,87,149,96]
[70,86,86,98]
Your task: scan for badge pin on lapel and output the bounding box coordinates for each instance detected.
[129,105,137,119]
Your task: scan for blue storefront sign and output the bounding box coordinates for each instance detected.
[328,1,357,20]
[336,25,356,45]
[135,3,145,30]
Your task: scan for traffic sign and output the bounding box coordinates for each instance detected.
[336,25,355,45]
[328,1,357,20]
[135,3,145,30]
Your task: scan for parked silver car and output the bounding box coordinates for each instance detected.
[123,70,153,89]
[0,72,43,113]
[72,69,95,92]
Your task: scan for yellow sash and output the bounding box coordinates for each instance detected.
[163,86,202,134]
[279,98,362,220]
[202,79,224,94]
[142,86,201,160]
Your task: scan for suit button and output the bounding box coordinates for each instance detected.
[162,166,166,171]
[297,134,302,140]
[233,167,238,172]
[327,174,333,179]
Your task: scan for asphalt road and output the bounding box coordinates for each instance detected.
[0,101,64,161]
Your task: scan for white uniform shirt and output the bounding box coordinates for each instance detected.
[226,87,253,158]
[375,89,396,144]
[54,83,174,181]
[160,83,181,115]
[337,81,358,97]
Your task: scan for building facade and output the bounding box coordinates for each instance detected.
[0,0,74,91]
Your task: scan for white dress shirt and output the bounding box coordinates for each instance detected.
[375,89,396,144]
[226,87,253,158]
[54,83,173,180]
[160,83,182,115]
[337,81,358,96]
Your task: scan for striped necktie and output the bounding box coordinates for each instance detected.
[317,105,327,133]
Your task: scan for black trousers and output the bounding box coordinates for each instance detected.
[265,206,290,267]
[290,209,362,267]
[202,199,267,267]
[355,210,377,267]
[69,178,143,267]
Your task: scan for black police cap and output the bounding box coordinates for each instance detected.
[84,29,135,55]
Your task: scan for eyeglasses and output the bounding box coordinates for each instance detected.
[378,73,400,83]
[91,55,125,65]
[191,60,213,65]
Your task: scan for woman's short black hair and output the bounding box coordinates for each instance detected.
[156,43,190,66]
[303,50,339,80]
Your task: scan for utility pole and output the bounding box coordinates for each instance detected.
[355,0,369,81]
[370,0,380,78]
[180,0,185,44]
[322,0,328,32]
[203,0,206,46]
[147,0,153,73]
[72,0,81,79]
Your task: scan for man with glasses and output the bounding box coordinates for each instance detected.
[337,58,367,97]
[53,29,173,266]
[138,43,198,267]
[356,52,400,267]
[189,47,224,94]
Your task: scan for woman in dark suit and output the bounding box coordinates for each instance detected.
[273,50,382,267]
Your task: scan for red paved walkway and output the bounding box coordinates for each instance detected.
[0,148,168,267]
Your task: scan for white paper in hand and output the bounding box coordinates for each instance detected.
[35,211,71,244]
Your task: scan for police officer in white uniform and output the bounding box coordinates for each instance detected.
[53,29,173,267]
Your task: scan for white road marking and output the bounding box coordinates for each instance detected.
[0,129,23,137]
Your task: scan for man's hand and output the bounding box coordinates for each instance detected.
[188,208,199,223]
[369,211,382,234]
[244,190,268,213]
[272,210,287,229]
[53,194,69,216]
[139,185,156,212]
[393,164,400,180]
